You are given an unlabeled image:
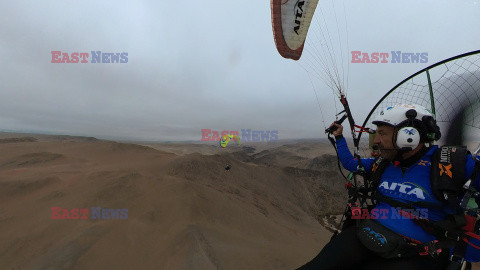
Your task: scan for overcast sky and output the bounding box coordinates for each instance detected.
[1,0,479,141]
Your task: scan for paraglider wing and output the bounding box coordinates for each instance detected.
[219,135,232,148]
[271,0,319,60]
[219,134,241,148]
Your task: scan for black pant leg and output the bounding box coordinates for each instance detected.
[296,225,371,270]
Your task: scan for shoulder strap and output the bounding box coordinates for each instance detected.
[431,146,468,210]
[368,156,390,189]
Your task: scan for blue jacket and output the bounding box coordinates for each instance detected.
[336,137,480,243]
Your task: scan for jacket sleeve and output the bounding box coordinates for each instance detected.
[335,136,374,172]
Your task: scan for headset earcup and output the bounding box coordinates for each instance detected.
[396,127,421,150]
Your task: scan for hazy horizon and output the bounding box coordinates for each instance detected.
[2,0,479,141]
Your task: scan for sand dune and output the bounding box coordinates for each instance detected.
[0,134,344,270]
[1,133,478,269]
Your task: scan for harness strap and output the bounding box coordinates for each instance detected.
[431,146,468,211]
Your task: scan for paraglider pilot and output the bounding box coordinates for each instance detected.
[297,104,480,270]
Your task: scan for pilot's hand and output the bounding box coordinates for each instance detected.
[328,122,343,137]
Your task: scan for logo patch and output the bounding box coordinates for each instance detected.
[362,227,387,245]
[379,181,427,200]
[417,160,430,166]
[404,128,416,135]
[439,164,453,178]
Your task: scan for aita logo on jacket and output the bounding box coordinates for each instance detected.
[378,181,429,200]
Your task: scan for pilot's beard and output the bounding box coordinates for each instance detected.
[379,147,398,160]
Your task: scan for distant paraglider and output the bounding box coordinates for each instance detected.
[218,134,240,172]
[219,134,241,148]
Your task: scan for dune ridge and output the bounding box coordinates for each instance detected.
[2,133,469,269]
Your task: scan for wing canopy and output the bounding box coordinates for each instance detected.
[271,0,319,60]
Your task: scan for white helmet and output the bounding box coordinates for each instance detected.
[372,104,441,150]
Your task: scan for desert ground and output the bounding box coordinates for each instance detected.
[0,132,478,269]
